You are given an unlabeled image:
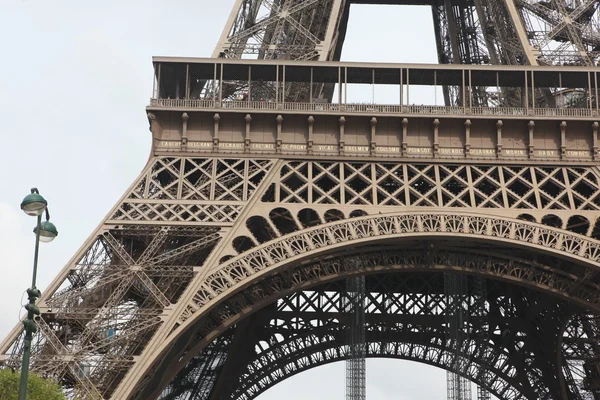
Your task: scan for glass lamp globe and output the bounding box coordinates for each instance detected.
[20,193,47,216]
[35,221,58,243]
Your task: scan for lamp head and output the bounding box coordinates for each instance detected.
[21,192,47,217]
[35,221,58,243]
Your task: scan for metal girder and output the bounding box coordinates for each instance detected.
[137,242,600,400]
[160,272,588,400]
[4,154,600,400]
[211,0,599,108]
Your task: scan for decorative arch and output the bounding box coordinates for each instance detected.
[129,211,600,399]
[233,333,528,400]
[158,263,582,400]
[198,212,600,316]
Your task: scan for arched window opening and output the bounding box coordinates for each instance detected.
[298,208,322,228]
[349,210,368,218]
[269,208,299,235]
[541,214,562,228]
[219,255,234,264]
[233,236,255,254]
[247,216,278,243]
[565,215,590,235]
[517,214,536,223]
[324,209,345,223]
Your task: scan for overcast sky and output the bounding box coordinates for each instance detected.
[0,1,485,398]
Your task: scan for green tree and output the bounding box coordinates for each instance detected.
[0,369,65,400]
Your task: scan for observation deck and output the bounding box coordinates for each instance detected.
[147,57,600,163]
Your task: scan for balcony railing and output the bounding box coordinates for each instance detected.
[149,98,599,119]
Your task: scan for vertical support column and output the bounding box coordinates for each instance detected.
[528,121,535,159]
[212,63,217,103]
[282,65,286,106]
[308,116,314,154]
[157,63,162,100]
[434,70,437,106]
[276,66,280,106]
[406,69,410,108]
[276,115,283,154]
[531,71,536,112]
[339,116,346,155]
[560,121,567,159]
[588,72,593,112]
[219,63,223,104]
[181,113,189,151]
[371,68,375,105]
[524,71,529,112]
[433,119,440,157]
[593,122,599,161]
[595,72,599,115]
[496,120,503,158]
[244,114,252,152]
[399,68,404,111]
[464,119,471,158]
[338,67,343,106]
[370,117,377,156]
[248,65,252,103]
[559,73,563,109]
[402,118,408,155]
[310,67,313,105]
[185,64,190,100]
[344,67,348,108]
[468,69,472,110]
[213,113,221,151]
[461,70,466,112]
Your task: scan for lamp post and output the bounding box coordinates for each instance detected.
[18,188,58,400]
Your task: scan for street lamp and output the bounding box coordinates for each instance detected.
[18,188,58,400]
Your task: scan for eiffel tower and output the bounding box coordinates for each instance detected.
[2,1,600,399]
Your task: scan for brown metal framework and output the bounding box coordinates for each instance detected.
[213,0,600,67]
[2,1,600,400]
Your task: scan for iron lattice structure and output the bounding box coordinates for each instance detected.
[2,1,600,400]
[215,0,600,66]
[209,0,600,107]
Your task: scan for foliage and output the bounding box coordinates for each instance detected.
[0,369,65,400]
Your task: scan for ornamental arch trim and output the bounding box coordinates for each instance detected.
[128,211,600,399]
[151,249,585,400]
[180,210,600,334]
[232,336,529,400]
[193,211,600,319]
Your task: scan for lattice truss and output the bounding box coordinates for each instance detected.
[141,204,600,400]
[5,154,600,399]
[212,0,599,107]
[160,262,600,400]
[111,157,273,224]
[240,161,600,249]
[217,0,599,66]
[0,157,274,399]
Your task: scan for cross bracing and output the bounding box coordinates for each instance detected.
[158,269,598,400]
[211,0,600,106]
[3,1,600,399]
[3,154,600,398]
